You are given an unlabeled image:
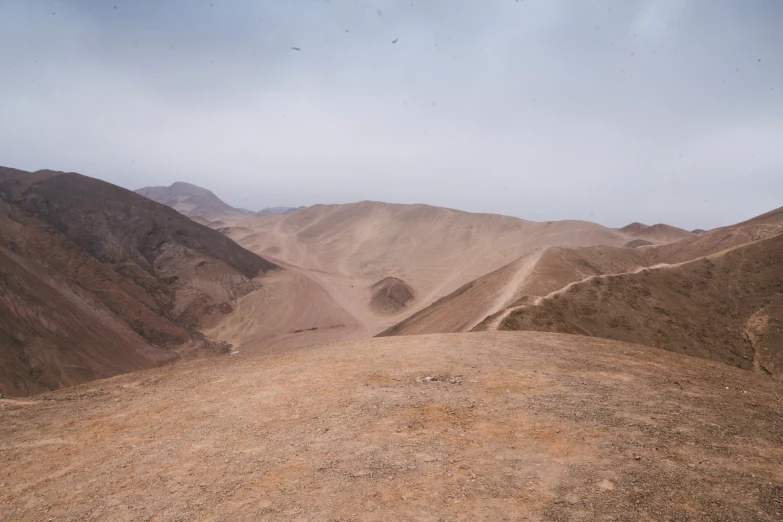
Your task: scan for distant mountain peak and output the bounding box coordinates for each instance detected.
[136,182,304,221]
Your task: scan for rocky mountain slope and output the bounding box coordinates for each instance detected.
[490,232,783,376]
[0,167,278,396]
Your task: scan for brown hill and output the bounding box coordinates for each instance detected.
[624,238,654,248]
[2,332,781,521]
[379,245,650,337]
[492,232,783,376]
[0,167,278,396]
[135,181,249,221]
[370,277,415,314]
[619,222,693,243]
[646,205,783,264]
[618,222,649,234]
[223,201,636,334]
[382,204,783,344]
[633,223,694,243]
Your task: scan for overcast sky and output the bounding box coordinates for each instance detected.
[1,0,781,228]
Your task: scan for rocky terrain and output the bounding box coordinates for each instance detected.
[0,168,278,396]
[1,332,781,521]
[490,232,783,376]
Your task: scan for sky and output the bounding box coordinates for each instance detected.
[0,0,781,229]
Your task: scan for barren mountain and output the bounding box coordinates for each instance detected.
[382,205,783,348]
[135,181,248,221]
[379,245,651,337]
[221,201,637,335]
[136,182,303,221]
[2,332,781,521]
[619,222,694,243]
[489,232,783,376]
[618,222,650,235]
[255,206,305,217]
[0,168,278,396]
[646,205,783,264]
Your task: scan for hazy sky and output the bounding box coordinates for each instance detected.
[1,0,781,228]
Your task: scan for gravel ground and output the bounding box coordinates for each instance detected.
[1,331,782,521]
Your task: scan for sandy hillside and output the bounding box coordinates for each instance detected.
[645,205,783,264]
[379,245,652,337]
[1,332,781,521]
[219,201,636,335]
[382,205,783,341]
[203,259,369,353]
[485,232,783,376]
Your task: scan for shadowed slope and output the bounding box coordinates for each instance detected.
[370,277,415,314]
[0,167,278,396]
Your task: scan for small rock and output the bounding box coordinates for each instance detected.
[0,483,5,488]
[634,456,642,461]
[402,496,408,501]
[425,376,432,382]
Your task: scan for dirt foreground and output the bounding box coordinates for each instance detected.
[1,332,782,521]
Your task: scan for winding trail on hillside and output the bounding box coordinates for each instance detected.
[483,260,691,332]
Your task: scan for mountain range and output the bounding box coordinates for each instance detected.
[2,166,782,520]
